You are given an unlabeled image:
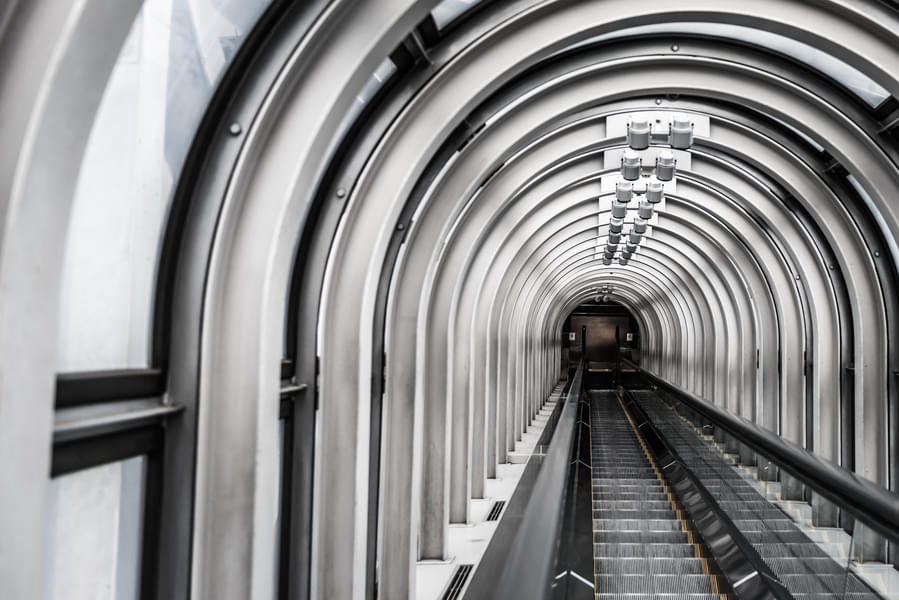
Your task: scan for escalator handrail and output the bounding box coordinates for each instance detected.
[622,358,899,546]
[492,360,585,600]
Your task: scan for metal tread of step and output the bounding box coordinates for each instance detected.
[594,518,684,531]
[593,543,699,558]
[595,557,711,575]
[594,574,721,594]
[593,596,724,600]
[594,530,691,544]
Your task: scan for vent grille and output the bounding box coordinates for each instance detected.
[439,564,473,600]
[485,500,506,521]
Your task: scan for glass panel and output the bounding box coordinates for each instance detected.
[57,0,273,372]
[567,23,889,107]
[44,457,147,600]
[432,0,481,30]
[847,174,899,268]
[341,57,397,131]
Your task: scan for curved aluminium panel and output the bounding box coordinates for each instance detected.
[194,5,899,592]
[340,9,899,596]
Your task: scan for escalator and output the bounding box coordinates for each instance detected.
[591,391,728,598]
[468,361,899,600]
[631,391,882,599]
[592,385,895,600]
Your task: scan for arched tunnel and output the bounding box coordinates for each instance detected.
[2,1,898,599]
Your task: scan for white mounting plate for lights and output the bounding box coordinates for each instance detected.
[606,110,711,138]
[601,109,710,195]
[593,224,653,256]
[596,196,663,226]
[601,148,690,194]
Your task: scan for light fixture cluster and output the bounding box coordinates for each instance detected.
[602,113,694,266]
[593,284,613,303]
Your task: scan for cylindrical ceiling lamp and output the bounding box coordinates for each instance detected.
[627,117,651,150]
[656,150,676,181]
[669,113,694,149]
[621,149,641,181]
[646,179,664,203]
[616,181,634,203]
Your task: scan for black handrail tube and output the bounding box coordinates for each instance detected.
[623,359,899,545]
[553,390,595,600]
[464,368,576,599]
[492,361,585,600]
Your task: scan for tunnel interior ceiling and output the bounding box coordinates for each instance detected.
[3,0,899,598]
[309,5,899,596]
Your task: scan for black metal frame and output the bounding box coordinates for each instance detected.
[276,383,305,600]
[55,369,165,408]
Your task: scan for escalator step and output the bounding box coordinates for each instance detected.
[593,519,683,531]
[750,543,833,558]
[595,557,708,575]
[791,595,879,600]
[593,530,690,544]
[594,596,723,600]
[764,557,846,575]
[594,574,717,594]
[593,501,672,509]
[593,543,697,558]
[593,479,664,484]
[780,574,875,594]
[593,509,678,520]
[593,493,669,501]
[742,530,819,543]
[730,518,797,531]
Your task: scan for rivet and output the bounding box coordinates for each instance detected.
[228,122,242,136]
[874,250,881,257]
[655,98,663,105]
[671,43,680,52]
[829,264,835,270]
[336,188,346,198]
[397,223,405,231]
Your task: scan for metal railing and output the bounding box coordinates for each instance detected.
[465,360,585,600]
[623,358,899,547]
